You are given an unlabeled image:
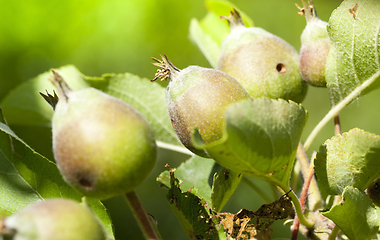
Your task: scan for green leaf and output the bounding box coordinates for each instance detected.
[157,164,226,240]
[211,168,242,212]
[0,65,89,127]
[326,0,380,106]
[1,66,183,152]
[189,0,253,68]
[158,155,217,205]
[322,186,378,240]
[85,73,182,148]
[0,119,114,239]
[157,156,241,213]
[194,98,307,188]
[314,128,380,195]
[205,0,253,28]
[189,18,221,68]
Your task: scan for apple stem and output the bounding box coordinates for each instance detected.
[296,143,323,211]
[304,69,380,151]
[291,155,316,240]
[49,69,72,102]
[328,224,340,240]
[220,9,245,30]
[125,190,162,240]
[275,181,314,229]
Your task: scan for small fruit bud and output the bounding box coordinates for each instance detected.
[48,70,157,200]
[152,54,251,157]
[218,9,307,103]
[1,199,106,240]
[296,0,330,87]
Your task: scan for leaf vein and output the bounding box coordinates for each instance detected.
[351,18,361,87]
[0,147,42,199]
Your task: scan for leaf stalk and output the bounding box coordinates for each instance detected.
[277,183,315,229]
[124,190,162,240]
[304,70,380,151]
[328,224,340,240]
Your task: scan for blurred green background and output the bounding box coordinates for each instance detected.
[3,0,380,239]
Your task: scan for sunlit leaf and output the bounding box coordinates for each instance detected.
[157,155,216,206]
[86,73,181,148]
[157,155,241,214]
[189,18,221,68]
[0,65,89,126]
[205,0,253,28]
[194,98,307,188]
[326,0,380,106]
[322,186,378,240]
[0,120,114,239]
[0,66,182,150]
[211,168,242,212]
[315,128,380,195]
[189,0,253,68]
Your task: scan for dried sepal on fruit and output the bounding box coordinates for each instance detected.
[39,90,59,110]
[296,0,330,87]
[218,9,307,103]
[152,54,251,157]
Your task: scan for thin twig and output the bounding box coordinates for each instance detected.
[0,108,22,158]
[296,142,310,182]
[303,70,380,151]
[291,156,316,240]
[291,161,301,192]
[156,141,193,156]
[328,224,340,240]
[275,182,314,229]
[296,143,323,211]
[291,217,300,240]
[125,191,162,240]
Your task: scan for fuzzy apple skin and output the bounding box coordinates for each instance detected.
[52,88,156,199]
[3,199,106,240]
[166,66,252,157]
[300,36,329,87]
[218,20,307,103]
[299,18,329,87]
[298,0,329,87]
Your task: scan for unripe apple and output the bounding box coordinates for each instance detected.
[218,9,307,103]
[297,0,329,87]
[47,71,156,200]
[152,54,251,157]
[1,199,106,240]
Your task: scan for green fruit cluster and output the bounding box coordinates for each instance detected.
[152,54,251,157]
[152,8,319,161]
[218,9,308,103]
